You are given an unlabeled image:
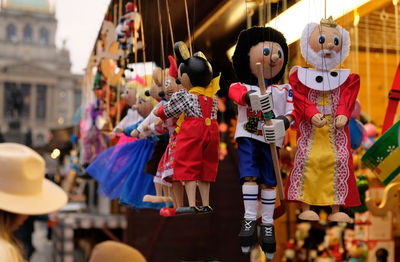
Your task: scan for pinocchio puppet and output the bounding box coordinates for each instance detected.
[154,42,220,215]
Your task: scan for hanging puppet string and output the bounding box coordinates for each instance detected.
[165,0,176,59]
[138,0,147,83]
[157,0,166,85]
[381,10,389,96]
[184,0,193,56]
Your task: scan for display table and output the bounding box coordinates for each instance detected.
[53,212,127,262]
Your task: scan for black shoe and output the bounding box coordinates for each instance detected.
[260,224,276,259]
[238,220,257,254]
[197,205,213,214]
[175,206,199,214]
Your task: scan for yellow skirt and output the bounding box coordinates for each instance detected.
[301,116,336,205]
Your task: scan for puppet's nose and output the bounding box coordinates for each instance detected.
[270,54,279,62]
[326,43,334,49]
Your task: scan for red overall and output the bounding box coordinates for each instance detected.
[173,95,219,182]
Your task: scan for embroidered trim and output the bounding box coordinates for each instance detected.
[288,89,318,201]
[331,88,350,205]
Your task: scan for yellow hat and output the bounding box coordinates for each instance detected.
[89,241,147,262]
[0,143,67,215]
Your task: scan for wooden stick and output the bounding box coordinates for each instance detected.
[165,0,176,59]
[256,62,285,202]
[184,0,193,56]
[157,0,166,82]
[138,0,147,84]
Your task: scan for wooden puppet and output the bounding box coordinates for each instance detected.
[130,66,172,205]
[154,42,220,215]
[229,27,294,258]
[109,80,142,140]
[141,56,186,212]
[286,17,361,222]
[86,89,164,210]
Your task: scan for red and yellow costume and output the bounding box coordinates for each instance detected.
[286,68,361,207]
[157,77,220,182]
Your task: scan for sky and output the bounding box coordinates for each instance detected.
[54,0,110,74]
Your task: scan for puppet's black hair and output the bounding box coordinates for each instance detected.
[179,57,212,87]
[174,42,213,87]
[232,26,288,85]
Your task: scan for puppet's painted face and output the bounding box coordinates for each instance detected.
[121,88,137,107]
[135,99,153,118]
[307,25,342,70]
[177,68,192,91]
[165,76,180,100]
[249,41,284,81]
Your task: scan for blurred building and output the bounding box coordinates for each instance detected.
[0,0,82,146]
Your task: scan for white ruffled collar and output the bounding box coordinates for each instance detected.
[297,67,350,91]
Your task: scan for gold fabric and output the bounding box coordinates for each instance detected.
[302,116,336,205]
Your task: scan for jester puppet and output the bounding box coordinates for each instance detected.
[229,27,294,258]
[286,17,361,222]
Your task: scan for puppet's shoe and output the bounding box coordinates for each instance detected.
[238,220,257,254]
[142,195,155,202]
[160,208,178,217]
[197,205,213,214]
[328,212,352,223]
[175,206,199,215]
[298,210,320,221]
[260,224,276,260]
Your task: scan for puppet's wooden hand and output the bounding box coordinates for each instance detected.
[335,115,348,130]
[130,129,140,137]
[154,117,163,126]
[142,124,150,131]
[153,108,159,116]
[311,113,327,128]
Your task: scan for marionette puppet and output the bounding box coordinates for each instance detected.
[109,81,142,143]
[141,56,186,214]
[229,26,294,258]
[154,42,220,215]
[285,17,361,222]
[131,65,172,203]
[87,89,164,209]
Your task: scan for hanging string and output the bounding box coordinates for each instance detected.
[138,0,147,83]
[184,0,193,56]
[157,0,166,85]
[165,0,176,59]
[324,0,327,19]
[365,15,371,116]
[381,10,389,98]
[394,0,399,62]
[192,0,196,52]
[134,0,138,66]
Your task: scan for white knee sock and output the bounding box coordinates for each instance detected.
[242,184,258,221]
[261,189,276,225]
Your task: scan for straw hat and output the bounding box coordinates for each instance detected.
[0,143,67,215]
[89,241,147,262]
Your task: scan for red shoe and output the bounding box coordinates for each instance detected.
[160,208,178,217]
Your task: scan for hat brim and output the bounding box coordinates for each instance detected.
[0,179,68,215]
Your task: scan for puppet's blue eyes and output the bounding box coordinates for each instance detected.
[334,37,339,46]
[263,47,270,56]
[277,50,282,58]
[138,99,143,104]
[319,35,326,44]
